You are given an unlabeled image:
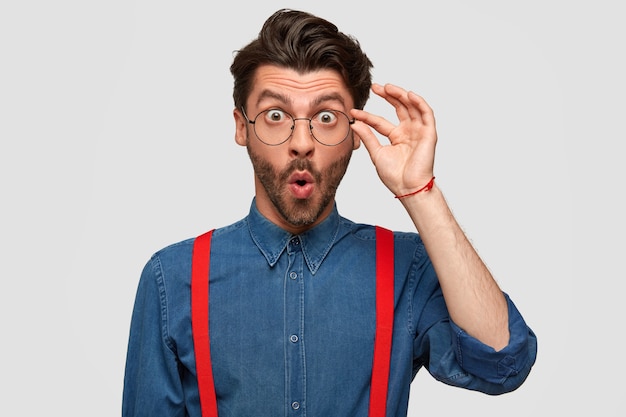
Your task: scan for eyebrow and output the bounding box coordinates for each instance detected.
[256,89,290,107]
[255,89,347,110]
[313,93,346,108]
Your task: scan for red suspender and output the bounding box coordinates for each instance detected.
[191,230,218,417]
[191,226,394,417]
[369,226,394,417]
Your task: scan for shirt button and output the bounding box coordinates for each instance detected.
[291,237,300,245]
[290,334,299,343]
[289,271,297,280]
[291,401,300,410]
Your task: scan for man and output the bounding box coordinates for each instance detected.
[123,9,537,417]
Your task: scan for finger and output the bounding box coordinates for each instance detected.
[349,119,383,164]
[381,84,437,128]
[371,83,410,121]
[407,91,436,128]
[350,108,396,139]
[382,84,427,123]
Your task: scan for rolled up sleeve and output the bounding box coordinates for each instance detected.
[416,292,537,395]
[448,293,537,393]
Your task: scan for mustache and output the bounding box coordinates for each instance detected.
[279,159,321,182]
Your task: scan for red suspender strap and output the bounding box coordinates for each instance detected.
[191,227,394,417]
[369,226,395,417]
[191,230,218,417]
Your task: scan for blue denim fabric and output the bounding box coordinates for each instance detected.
[123,199,537,417]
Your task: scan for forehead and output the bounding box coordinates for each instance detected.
[248,65,354,110]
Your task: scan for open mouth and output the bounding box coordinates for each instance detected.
[288,172,315,199]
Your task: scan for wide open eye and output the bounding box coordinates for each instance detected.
[313,110,338,126]
[263,109,288,124]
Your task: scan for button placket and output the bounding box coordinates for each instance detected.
[285,235,305,414]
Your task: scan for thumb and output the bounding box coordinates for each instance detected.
[350,119,383,165]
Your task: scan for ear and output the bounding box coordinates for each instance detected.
[233,108,248,146]
[351,130,361,150]
[348,110,361,150]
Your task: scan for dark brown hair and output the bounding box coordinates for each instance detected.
[230,9,373,111]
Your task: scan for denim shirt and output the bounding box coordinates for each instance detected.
[123,200,537,417]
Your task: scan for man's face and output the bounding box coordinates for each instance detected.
[234,65,360,234]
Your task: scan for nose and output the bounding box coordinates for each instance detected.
[288,118,315,157]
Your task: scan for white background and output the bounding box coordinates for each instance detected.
[1,0,623,415]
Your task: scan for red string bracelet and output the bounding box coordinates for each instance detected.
[394,176,435,199]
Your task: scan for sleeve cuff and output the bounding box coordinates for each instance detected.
[450,293,537,385]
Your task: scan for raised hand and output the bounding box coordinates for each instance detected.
[350,83,437,198]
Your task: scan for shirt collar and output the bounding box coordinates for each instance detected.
[247,198,341,275]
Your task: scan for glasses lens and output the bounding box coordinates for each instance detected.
[254,109,294,145]
[310,110,351,146]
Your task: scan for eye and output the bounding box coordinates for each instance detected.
[264,109,288,123]
[314,110,338,125]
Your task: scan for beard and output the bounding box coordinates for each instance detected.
[247,146,352,227]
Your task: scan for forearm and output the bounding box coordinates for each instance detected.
[400,184,510,351]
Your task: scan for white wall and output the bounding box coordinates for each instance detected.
[1,0,623,415]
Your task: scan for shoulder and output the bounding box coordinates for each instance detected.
[339,216,425,252]
[144,218,248,280]
[152,218,248,259]
[337,217,434,288]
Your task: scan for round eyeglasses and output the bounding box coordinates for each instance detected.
[242,108,355,146]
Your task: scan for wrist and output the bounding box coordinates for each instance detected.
[394,177,436,199]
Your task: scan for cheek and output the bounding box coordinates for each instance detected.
[247,144,286,172]
[317,148,352,185]
[321,144,353,166]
